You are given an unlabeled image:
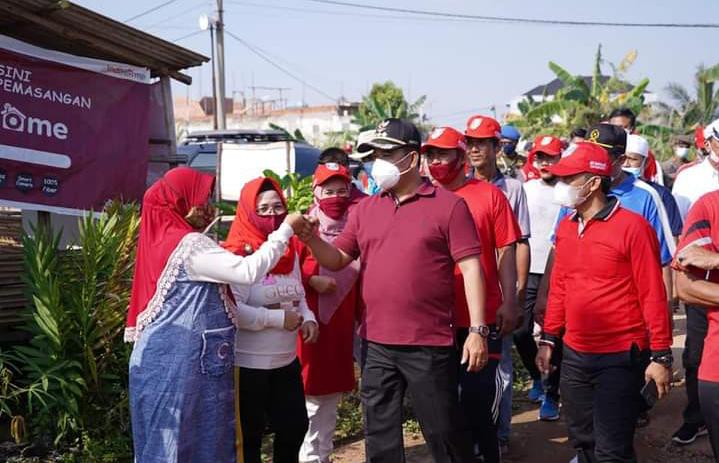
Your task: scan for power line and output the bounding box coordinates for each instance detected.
[125,0,184,23]
[224,29,337,102]
[172,29,205,42]
[225,1,472,23]
[139,2,208,30]
[304,0,719,29]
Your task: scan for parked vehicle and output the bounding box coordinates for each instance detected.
[179,129,320,200]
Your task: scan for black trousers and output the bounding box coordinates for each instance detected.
[239,360,309,463]
[514,273,542,381]
[361,340,474,463]
[457,327,504,463]
[561,345,648,463]
[699,380,719,461]
[684,304,709,425]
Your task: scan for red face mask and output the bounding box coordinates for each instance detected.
[318,196,350,219]
[251,212,287,236]
[428,157,462,184]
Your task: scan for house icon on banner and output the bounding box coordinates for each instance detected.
[1,103,26,133]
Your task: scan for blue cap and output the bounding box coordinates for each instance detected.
[500,125,521,141]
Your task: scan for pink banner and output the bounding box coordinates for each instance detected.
[0,45,151,214]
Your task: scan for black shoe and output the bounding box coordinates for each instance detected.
[672,422,708,445]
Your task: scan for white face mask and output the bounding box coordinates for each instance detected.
[371,151,414,191]
[675,147,690,159]
[552,179,591,208]
[622,166,642,177]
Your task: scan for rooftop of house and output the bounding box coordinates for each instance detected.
[523,75,637,97]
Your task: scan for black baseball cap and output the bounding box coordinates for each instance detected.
[357,118,422,153]
[586,123,627,157]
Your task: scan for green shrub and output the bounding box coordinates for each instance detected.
[9,201,138,455]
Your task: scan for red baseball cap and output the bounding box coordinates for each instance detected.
[546,142,612,177]
[529,135,563,156]
[421,127,467,153]
[313,162,351,187]
[465,115,501,139]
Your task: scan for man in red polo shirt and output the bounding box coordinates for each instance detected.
[303,118,488,463]
[536,142,673,462]
[674,190,719,460]
[422,126,520,462]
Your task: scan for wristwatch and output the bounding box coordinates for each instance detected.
[468,325,490,338]
[650,351,674,368]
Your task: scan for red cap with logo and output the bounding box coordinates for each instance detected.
[313,162,351,187]
[465,115,502,139]
[529,135,563,156]
[547,142,612,177]
[421,126,467,153]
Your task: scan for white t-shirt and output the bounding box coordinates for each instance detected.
[231,255,316,370]
[672,158,719,221]
[524,179,560,274]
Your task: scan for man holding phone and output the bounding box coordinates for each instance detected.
[535,142,673,463]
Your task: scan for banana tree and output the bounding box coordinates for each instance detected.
[352,81,426,130]
[511,45,649,138]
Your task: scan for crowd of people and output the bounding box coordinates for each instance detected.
[124,107,719,463]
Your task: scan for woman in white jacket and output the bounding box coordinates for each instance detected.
[224,176,319,463]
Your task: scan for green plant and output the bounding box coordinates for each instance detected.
[263,170,315,213]
[11,201,138,453]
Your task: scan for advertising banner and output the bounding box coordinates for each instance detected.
[0,35,151,214]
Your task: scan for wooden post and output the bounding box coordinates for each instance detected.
[159,76,177,160]
[37,210,51,235]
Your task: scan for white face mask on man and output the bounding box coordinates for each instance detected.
[371,151,415,191]
[552,178,593,208]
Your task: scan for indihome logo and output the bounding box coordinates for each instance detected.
[1,103,69,140]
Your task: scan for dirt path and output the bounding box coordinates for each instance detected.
[333,311,715,463]
[333,385,713,463]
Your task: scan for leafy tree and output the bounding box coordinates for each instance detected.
[655,64,719,131]
[352,81,426,130]
[509,45,649,138]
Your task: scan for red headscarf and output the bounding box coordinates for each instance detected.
[126,167,215,335]
[224,177,296,274]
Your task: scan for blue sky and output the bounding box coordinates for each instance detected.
[76,0,719,127]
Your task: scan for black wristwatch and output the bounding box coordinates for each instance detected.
[468,325,490,338]
[650,351,674,368]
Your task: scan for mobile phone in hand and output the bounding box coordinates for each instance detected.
[641,379,659,408]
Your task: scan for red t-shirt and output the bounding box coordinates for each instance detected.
[334,181,482,346]
[451,179,521,326]
[544,199,672,354]
[675,190,719,382]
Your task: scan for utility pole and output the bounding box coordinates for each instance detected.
[213,0,226,129]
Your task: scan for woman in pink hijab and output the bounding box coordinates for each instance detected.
[297,163,364,463]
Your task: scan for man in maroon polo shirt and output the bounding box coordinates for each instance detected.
[536,142,673,463]
[303,118,488,463]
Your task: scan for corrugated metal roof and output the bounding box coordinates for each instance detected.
[0,0,208,84]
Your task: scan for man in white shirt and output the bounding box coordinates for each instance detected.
[522,135,563,421]
[670,118,719,445]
